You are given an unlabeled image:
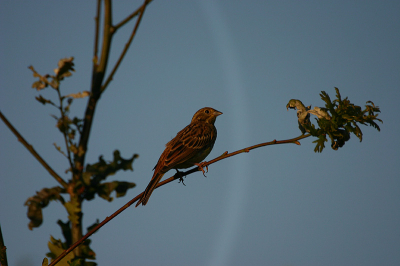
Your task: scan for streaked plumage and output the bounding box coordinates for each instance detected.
[136,107,222,206]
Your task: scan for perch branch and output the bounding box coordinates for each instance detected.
[48,133,310,265]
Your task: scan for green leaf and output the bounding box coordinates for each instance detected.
[83,151,138,201]
[86,220,100,233]
[288,88,382,152]
[64,201,81,224]
[66,240,97,266]
[46,219,97,265]
[312,134,327,153]
[334,87,342,102]
[80,239,96,260]
[98,181,136,201]
[114,181,136,197]
[47,235,75,266]
[42,257,49,266]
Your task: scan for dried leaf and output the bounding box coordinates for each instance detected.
[65,91,90,99]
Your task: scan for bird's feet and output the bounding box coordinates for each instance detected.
[174,169,186,186]
[195,162,209,177]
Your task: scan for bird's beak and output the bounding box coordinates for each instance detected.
[214,110,223,116]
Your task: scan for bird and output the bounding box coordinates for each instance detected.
[136,107,222,206]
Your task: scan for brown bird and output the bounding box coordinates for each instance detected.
[136,107,222,206]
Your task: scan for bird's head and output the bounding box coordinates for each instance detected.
[191,107,222,124]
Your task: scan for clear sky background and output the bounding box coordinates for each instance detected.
[1,1,399,266]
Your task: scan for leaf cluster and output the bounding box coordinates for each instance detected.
[287,88,382,152]
[30,57,75,92]
[82,150,138,202]
[46,220,98,266]
[25,58,138,265]
[24,151,137,224]
[29,58,87,167]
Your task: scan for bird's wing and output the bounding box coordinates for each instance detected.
[156,122,216,172]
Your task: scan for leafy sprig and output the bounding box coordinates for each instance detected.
[25,58,138,265]
[287,88,382,152]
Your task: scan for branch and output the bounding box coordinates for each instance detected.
[76,0,114,175]
[97,0,113,74]
[0,110,68,188]
[113,0,153,30]
[0,224,8,266]
[101,0,151,93]
[93,0,101,63]
[47,133,310,265]
[78,0,152,168]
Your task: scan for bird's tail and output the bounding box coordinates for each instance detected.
[135,172,164,207]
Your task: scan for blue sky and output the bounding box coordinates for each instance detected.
[1,1,399,265]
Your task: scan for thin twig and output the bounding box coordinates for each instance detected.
[101,0,151,92]
[0,111,68,188]
[56,89,74,173]
[113,0,153,30]
[96,0,113,76]
[93,0,101,63]
[47,133,310,265]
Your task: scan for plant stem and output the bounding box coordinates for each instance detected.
[0,111,68,188]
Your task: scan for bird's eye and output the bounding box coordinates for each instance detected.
[205,109,210,114]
